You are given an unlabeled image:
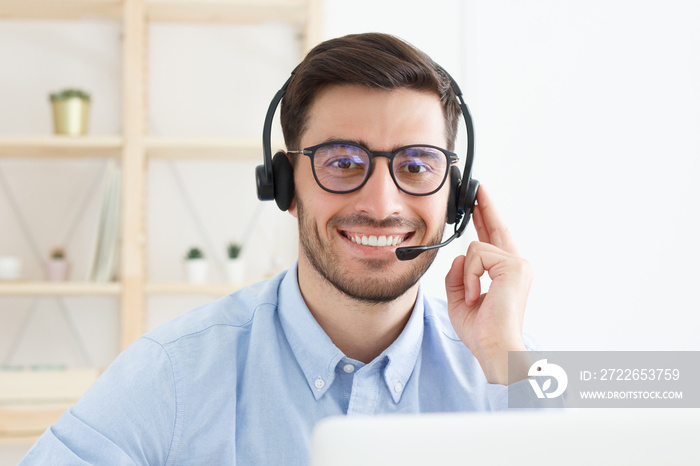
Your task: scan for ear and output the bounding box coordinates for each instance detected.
[285,151,298,217]
[288,194,298,218]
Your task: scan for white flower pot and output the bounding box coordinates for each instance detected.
[0,256,22,280]
[186,259,209,284]
[225,258,246,286]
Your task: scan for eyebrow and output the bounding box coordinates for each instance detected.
[317,137,405,153]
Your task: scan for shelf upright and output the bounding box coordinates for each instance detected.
[305,0,325,53]
[120,0,148,349]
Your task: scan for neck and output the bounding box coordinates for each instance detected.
[297,256,418,364]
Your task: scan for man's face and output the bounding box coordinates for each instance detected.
[289,84,451,303]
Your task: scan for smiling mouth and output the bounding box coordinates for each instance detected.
[339,232,413,248]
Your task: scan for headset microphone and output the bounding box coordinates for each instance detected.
[395,231,461,261]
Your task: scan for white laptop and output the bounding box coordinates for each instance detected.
[310,409,700,465]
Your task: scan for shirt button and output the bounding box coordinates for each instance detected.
[314,377,325,389]
[343,364,355,374]
[394,382,402,393]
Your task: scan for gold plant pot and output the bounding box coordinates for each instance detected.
[52,97,90,136]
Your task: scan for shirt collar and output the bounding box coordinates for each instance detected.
[277,261,425,403]
[380,284,425,403]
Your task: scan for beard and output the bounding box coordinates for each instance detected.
[296,198,445,304]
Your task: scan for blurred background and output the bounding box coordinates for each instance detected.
[1,0,699,460]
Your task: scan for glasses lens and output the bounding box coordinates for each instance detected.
[313,143,370,192]
[393,146,449,194]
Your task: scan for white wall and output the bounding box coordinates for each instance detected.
[462,0,700,350]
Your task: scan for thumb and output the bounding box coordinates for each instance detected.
[445,255,469,306]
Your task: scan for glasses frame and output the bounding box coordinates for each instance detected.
[288,141,459,196]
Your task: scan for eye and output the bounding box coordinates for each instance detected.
[397,159,433,175]
[317,144,367,170]
[402,162,427,174]
[328,157,360,170]
[394,147,444,176]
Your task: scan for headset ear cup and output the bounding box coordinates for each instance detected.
[464,178,480,219]
[255,164,274,201]
[272,151,294,211]
[446,166,461,224]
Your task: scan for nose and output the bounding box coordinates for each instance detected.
[352,158,404,219]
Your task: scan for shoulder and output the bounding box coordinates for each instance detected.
[422,293,461,342]
[143,270,287,347]
[420,292,543,351]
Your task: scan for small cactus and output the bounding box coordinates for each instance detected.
[49,89,91,102]
[227,242,242,259]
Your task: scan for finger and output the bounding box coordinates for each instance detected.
[472,199,489,244]
[474,185,519,256]
[463,241,516,304]
[445,255,469,306]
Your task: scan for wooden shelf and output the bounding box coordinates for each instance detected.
[0,404,71,444]
[0,135,122,158]
[0,282,122,296]
[146,0,307,24]
[0,0,123,20]
[0,369,100,441]
[145,137,284,160]
[0,0,310,25]
[146,282,241,296]
[0,369,101,404]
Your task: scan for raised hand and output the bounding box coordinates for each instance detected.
[445,185,533,384]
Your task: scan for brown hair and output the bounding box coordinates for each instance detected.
[280,33,461,153]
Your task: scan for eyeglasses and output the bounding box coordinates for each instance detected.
[288,142,458,196]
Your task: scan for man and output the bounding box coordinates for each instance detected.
[22,33,539,465]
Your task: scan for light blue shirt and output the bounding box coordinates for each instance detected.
[22,263,540,465]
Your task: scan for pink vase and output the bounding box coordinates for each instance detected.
[47,259,70,282]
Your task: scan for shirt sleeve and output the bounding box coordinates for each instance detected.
[484,335,572,410]
[20,337,179,465]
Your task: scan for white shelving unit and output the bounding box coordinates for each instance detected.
[0,0,323,443]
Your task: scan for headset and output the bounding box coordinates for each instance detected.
[256,64,479,261]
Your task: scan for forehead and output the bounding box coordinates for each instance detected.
[302,84,447,151]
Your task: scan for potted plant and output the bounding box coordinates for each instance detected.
[47,247,70,282]
[49,88,91,136]
[225,242,245,286]
[185,247,208,283]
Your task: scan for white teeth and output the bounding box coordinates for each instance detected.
[349,234,405,247]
